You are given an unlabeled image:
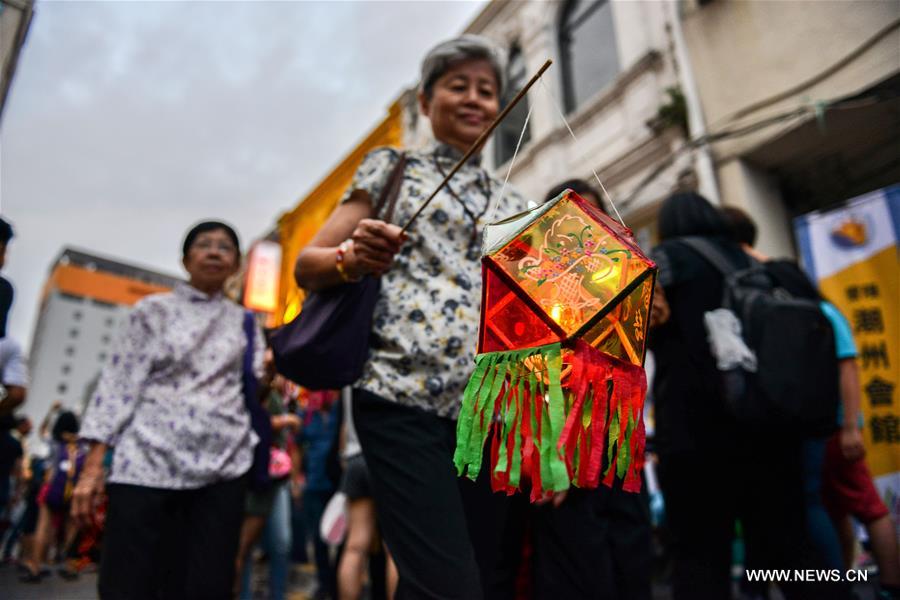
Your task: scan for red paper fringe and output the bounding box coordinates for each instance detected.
[484,340,647,499]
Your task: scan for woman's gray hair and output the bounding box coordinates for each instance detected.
[420,34,507,100]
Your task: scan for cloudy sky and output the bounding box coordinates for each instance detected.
[1,0,486,349]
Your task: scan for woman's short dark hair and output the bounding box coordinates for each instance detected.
[657,192,729,241]
[182,221,241,258]
[0,276,12,338]
[544,179,602,205]
[420,34,506,100]
[0,218,13,246]
[52,410,80,442]
[720,206,758,247]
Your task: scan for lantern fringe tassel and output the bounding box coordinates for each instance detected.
[454,340,647,502]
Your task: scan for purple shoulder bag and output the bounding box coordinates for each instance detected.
[271,153,406,390]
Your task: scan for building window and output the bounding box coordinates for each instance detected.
[558,0,619,114]
[57,383,68,394]
[64,346,75,357]
[98,352,107,363]
[105,317,115,327]
[61,364,71,375]
[101,334,111,344]
[69,328,79,339]
[73,311,83,321]
[494,45,532,167]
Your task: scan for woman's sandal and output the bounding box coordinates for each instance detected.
[18,567,43,583]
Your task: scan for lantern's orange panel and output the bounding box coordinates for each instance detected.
[486,192,653,341]
[581,273,654,365]
[479,266,562,354]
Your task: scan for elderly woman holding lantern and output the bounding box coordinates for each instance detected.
[295,35,529,599]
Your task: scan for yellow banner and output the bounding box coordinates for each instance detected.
[796,185,900,522]
[819,246,899,479]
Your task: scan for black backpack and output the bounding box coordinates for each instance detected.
[679,237,840,437]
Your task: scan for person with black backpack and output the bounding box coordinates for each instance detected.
[723,206,900,600]
[648,192,847,600]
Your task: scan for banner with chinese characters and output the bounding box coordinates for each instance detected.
[795,184,900,525]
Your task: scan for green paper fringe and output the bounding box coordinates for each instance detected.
[454,341,648,501]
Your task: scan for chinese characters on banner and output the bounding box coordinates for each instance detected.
[845,284,897,444]
[795,184,900,527]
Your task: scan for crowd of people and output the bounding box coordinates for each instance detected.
[1,33,898,600]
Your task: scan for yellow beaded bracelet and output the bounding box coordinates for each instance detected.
[335,239,358,282]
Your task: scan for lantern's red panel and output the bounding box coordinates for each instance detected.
[479,266,562,354]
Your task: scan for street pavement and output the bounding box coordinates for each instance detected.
[0,561,881,599]
[0,565,98,599]
[0,562,318,600]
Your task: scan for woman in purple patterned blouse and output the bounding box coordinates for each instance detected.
[71,221,265,599]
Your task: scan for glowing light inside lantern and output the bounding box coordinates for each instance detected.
[550,304,563,323]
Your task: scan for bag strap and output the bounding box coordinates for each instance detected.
[678,236,739,276]
[242,311,258,406]
[66,442,77,478]
[372,152,407,225]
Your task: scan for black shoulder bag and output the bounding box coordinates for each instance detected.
[270,154,407,390]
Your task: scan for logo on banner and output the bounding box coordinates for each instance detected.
[830,214,870,249]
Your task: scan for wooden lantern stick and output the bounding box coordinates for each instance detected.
[400,59,552,234]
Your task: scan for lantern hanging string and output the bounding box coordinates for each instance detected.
[538,78,626,228]
[400,59,553,235]
[489,101,534,224]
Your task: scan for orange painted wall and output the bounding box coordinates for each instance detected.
[275,100,404,325]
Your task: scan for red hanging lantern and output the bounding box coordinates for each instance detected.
[454,189,657,501]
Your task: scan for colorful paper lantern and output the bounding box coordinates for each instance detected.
[454,190,657,501]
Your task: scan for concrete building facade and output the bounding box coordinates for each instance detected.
[679,0,900,257]
[0,0,34,121]
[403,0,900,258]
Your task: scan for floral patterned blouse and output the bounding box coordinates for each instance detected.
[80,283,265,489]
[341,141,531,418]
